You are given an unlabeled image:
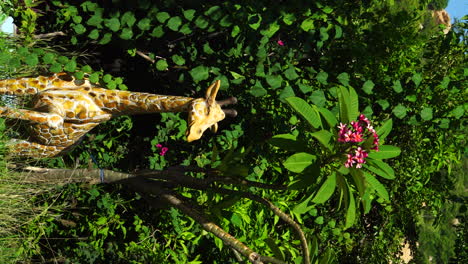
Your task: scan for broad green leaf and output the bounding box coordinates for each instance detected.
[363,165,391,180]
[300,18,314,31]
[285,97,322,129]
[451,106,464,119]
[89,72,100,83]
[392,104,407,119]
[311,130,333,150]
[264,238,285,261]
[375,118,392,140]
[298,84,312,94]
[248,14,262,30]
[420,107,433,121]
[362,80,374,94]
[316,71,328,85]
[283,152,317,173]
[120,28,133,40]
[203,43,214,54]
[171,55,185,66]
[349,169,365,197]
[88,29,100,39]
[338,86,350,123]
[284,66,299,80]
[230,71,245,80]
[362,189,372,214]
[282,13,296,25]
[348,86,359,121]
[249,81,267,97]
[269,134,308,152]
[87,14,102,27]
[405,94,417,102]
[318,107,338,127]
[337,72,350,86]
[167,16,182,31]
[25,54,39,66]
[344,184,356,229]
[440,76,450,89]
[42,53,56,64]
[363,171,389,201]
[368,145,401,159]
[189,66,209,82]
[105,18,120,32]
[137,18,152,31]
[319,27,329,41]
[73,24,86,34]
[266,74,283,89]
[309,90,326,107]
[279,86,295,102]
[204,5,222,20]
[412,73,422,87]
[231,25,240,37]
[49,63,62,73]
[334,25,342,39]
[377,99,390,110]
[156,12,170,23]
[121,11,136,26]
[63,60,77,72]
[150,26,164,38]
[156,60,168,71]
[392,80,403,93]
[183,9,196,21]
[366,159,395,179]
[292,193,314,215]
[312,172,336,204]
[99,33,112,44]
[260,22,280,38]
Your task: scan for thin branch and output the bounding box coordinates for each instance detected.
[34,31,66,39]
[205,187,310,264]
[136,50,166,64]
[126,178,286,264]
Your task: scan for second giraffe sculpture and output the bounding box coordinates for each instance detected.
[0,73,237,158]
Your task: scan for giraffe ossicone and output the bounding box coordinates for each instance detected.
[0,73,236,158]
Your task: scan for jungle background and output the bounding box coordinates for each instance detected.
[0,0,466,263]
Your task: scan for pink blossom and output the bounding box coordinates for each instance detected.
[277,40,285,46]
[160,147,168,156]
[156,144,169,156]
[338,114,380,168]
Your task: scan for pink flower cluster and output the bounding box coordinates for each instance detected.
[156,143,168,156]
[338,114,379,168]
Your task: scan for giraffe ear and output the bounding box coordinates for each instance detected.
[205,80,221,106]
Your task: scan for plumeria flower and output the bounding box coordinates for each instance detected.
[277,40,285,46]
[338,114,379,168]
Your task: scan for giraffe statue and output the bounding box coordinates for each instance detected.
[0,72,237,158]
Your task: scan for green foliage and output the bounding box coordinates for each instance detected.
[1,0,466,263]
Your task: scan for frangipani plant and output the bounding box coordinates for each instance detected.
[270,85,400,229]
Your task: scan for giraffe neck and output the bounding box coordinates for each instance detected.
[94,89,197,116]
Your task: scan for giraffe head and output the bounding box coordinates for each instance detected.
[186,80,231,142]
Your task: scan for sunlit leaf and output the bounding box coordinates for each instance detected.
[283,152,317,173]
[363,170,389,201]
[375,118,392,140]
[285,97,322,128]
[344,184,355,229]
[311,130,333,150]
[368,145,401,159]
[312,172,336,204]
